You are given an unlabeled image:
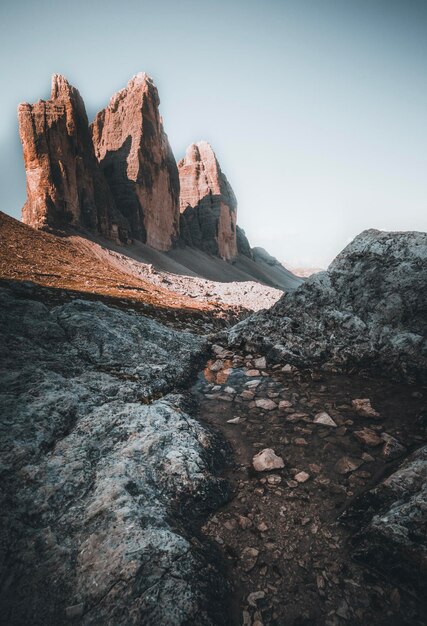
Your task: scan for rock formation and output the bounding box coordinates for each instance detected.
[343,444,427,593]
[236,225,253,258]
[0,281,229,625]
[18,74,129,242]
[228,229,427,383]
[91,73,180,251]
[178,141,238,260]
[18,73,298,280]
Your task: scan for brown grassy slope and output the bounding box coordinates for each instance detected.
[0,212,218,314]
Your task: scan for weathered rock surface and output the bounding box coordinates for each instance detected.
[0,282,230,625]
[228,230,427,383]
[313,411,337,427]
[91,73,180,251]
[236,225,253,258]
[178,141,238,260]
[252,448,284,472]
[344,445,427,593]
[19,74,129,242]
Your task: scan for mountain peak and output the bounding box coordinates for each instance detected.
[50,73,72,99]
[91,74,179,250]
[178,140,238,260]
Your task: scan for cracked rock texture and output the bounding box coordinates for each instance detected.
[0,282,229,625]
[178,141,238,260]
[91,73,180,251]
[228,229,427,383]
[18,75,129,243]
[343,445,427,592]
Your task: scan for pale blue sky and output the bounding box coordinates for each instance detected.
[1,0,426,267]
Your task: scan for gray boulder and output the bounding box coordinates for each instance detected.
[228,229,427,383]
[342,445,427,593]
[0,283,230,625]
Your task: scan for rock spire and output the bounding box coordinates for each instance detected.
[91,73,180,251]
[178,141,238,260]
[18,74,128,242]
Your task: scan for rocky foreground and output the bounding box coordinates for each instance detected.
[229,230,427,384]
[0,228,426,625]
[196,345,426,625]
[0,281,231,625]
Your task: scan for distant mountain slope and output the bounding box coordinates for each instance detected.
[0,211,286,313]
[286,265,324,278]
[76,228,302,291]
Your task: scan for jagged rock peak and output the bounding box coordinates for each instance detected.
[50,73,77,99]
[107,73,160,112]
[179,141,237,211]
[178,140,238,261]
[91,73,179,251]
[18,74,129,242]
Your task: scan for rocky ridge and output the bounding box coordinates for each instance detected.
[18,73,291,282]
[228,229,427,384]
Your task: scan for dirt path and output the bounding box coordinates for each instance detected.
[191,345,426,626]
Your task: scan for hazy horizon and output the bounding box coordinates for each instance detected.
[1,0,426,268]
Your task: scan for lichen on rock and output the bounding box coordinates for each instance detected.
[0,282,230,625]
[228,229,427,383]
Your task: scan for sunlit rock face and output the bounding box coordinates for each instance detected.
[91,73,180,251]
[18,75,129,242]
[178,141,238,261]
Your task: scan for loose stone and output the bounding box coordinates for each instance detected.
[313,412,337,427]
[294,471,310,483]
[241,547,259,572]
[255,398,277,411]
[351,398,380,418]
[353,428,382,447]
[334,456,363,475]
[252,449,285,472]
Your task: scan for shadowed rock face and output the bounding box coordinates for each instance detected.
[236,225,253,258]
[18,75,129,242]
[91,73,180,251]
[228,229,427,383]
[178,142,238,261]
[343,445,427,593]
[0,282,230,625]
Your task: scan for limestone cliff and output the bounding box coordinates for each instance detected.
[178,141,238,260]
[18,74,128,242]
[91,73,180,251]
